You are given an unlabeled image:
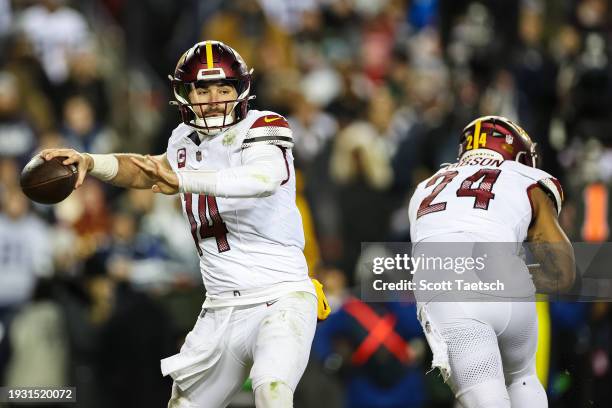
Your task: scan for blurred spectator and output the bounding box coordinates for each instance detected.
[17,0,91,84]
[0,157,20,192]
[288,92,338,168]
[140,194,200,278]
[53,45,111,124]
[574,0,609,32]
[409,0,438,31]
[0,0,11,38]
[313,296,427,408]
[61,95,116,154]
[564,33,612,146]
[330,121,393,195]
[89,252,175,408]
[4,279,68,388]
[480,69,519,120]
[0,185,53,307]
[326,64,369,127]
[513,5,561,177]
[0,72,37,163]
[257,0,318,34]
[0,185,53,383]
[1,33,56,133]
[54,180,111,261]
[360,10,399,84]
[330,121,394,277]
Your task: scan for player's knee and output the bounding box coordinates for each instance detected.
[254,381,293,408]
[457,379,510,408]
[507,374,547,408]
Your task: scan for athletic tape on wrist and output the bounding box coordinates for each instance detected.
[88,154,119,181]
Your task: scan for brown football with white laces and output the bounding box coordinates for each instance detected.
[20,155,77,204]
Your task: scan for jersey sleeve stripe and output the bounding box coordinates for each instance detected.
[242,136,294,149]
[243,136,293,144]
[526,183,539,226]
[280,147,290,185]
[551,178,564,202]
[537,178,563,215]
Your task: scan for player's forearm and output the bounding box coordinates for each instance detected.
[178,164,284,198]
[178,145,288,198]
[86,153,156,189]
[528,242,576,293]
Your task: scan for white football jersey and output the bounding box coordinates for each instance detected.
[409,154,564,243]
[166,110,311,298]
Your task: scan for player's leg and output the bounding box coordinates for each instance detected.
[254,380,294,408]
[422,302,511,408]
[498,301,547,408]
[249,291,317,408]
[167,351,248,408]
[165,308,250,408]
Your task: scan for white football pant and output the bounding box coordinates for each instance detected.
[166,292,317,408]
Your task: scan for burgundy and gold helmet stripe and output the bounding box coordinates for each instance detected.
[459,116,538,167]
[205,41,214,69]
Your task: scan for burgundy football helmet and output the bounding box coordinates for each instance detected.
[458,116,538,167]
[170,41,253,133]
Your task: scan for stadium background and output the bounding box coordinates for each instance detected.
[0,0,611,406]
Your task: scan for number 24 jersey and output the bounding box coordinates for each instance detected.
[408,158,563,243]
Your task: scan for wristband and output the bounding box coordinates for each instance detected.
[87,154,119,181]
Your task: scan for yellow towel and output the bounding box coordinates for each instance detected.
[311,279,331,321]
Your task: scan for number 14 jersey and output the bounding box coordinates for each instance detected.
[408,157,563,243]
[166,110,311,298]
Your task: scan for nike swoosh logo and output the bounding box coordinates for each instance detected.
[263,116,282,123]
[266,299,279,307]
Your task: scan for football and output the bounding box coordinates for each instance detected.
[20,155,78,204]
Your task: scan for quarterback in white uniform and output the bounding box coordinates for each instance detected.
[40,41,330,408]
[408,116,575,407]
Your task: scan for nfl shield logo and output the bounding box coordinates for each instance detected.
[505,135,514,144]
[196,151,202,161]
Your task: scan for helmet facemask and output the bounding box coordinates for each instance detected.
[515,143,539,168]
[172,78,252,135]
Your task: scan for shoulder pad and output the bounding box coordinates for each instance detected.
[241,114,293,149]
[169,123,194,144]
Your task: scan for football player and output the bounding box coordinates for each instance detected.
[408,116,575,407]
[40,41,330,408]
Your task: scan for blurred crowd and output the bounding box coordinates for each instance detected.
[0,0,611,407]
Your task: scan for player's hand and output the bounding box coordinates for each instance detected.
[130,155,179,195]
[39,148,93,189]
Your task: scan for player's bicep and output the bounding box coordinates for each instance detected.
[527,186,568,243]
[241,144,289,184]
[527,186,575,292]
